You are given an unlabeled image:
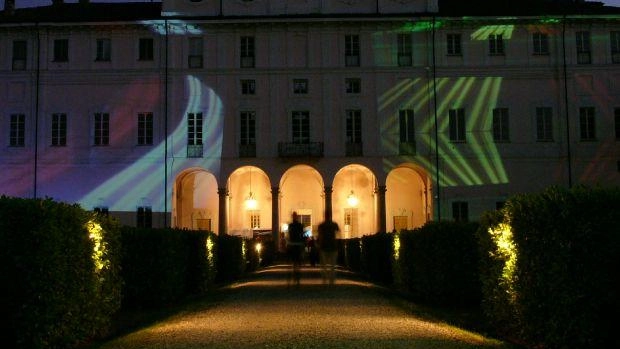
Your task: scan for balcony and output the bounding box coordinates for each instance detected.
[345,142,363,157]
[238,143,256,158]
[399,142,416,155]
[278,142,323,158]
[187,144,203,158]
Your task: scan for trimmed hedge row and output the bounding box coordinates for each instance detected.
[479,186,620,349]
[119,227,218,308]
[394,221,481,306]
[0,196,121,349]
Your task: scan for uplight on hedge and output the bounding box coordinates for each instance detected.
[489,222,518,302]
[87,220,107,272]
[206,235,215,267]
[393,232,401,261]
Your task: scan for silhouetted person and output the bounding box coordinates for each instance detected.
[307,236,318,267]
[317,216,339,285]
[287,211,305,286]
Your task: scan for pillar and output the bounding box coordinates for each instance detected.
[217,187,227,235]
[271,186,280,248]
[375,185,387,233]
[324,185,333,221]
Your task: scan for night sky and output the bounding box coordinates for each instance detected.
[2,0,620,10]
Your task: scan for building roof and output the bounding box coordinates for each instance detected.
[1,1,619,24]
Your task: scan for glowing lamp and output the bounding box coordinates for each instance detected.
[245,192,258,210]
[347,190,359,207]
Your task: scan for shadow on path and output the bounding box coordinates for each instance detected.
[91,265,521,349]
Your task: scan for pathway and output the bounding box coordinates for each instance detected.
[94,265,516,349]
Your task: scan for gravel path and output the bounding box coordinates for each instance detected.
[95,265,512,349]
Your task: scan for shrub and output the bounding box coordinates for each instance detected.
[0,196,121,349]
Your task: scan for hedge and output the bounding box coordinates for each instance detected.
[119,227,217,308]
[0,196,121,349]
[478,186,620,349]
[393,221,481,306]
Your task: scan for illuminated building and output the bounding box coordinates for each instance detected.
[1,0,619,239]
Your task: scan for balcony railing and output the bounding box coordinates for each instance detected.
[238,143,256,158]
[187,144,203,158]
[345,142,363,157]
[278,142,323,158]
[399,141,416,155]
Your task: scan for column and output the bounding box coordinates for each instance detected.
[217,187,227,235]
[324,185,333,221]
[375,185,387,233]
[271,186,280,247]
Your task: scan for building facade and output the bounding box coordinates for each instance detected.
[1,0,619,239]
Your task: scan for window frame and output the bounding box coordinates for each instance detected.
[241,79,256,95]
[187,112,203,146]
[579,106,596,141]
[137,112,153,146]
[532,32,549,55]
[293,79,308,94]
[488,34,504,56]
[138,37,154,61]
[492,108,510,143]
[446,33,462,56]
[188,37,203,68]
[345,109,362,144]
[345,78,361,94]
[53,39,69,62]
[240,111,256,146]
[291,111,310,144]
[397,33,412,66]
[95,38,111,62]
[9,113,25,147]
[536,107,554,142]
[452,201,469,222]
[240,36,255,68]
[449,108,466,142]
[93,112,110,146]
[611,31,620,63]
[12,40,27,70]
[576,31,591,64]
[51,113,67,147]
[345,34,360,67]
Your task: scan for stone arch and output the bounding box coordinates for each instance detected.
[279,164,324,237]
[173,167,219,232]
[333,164,378,238]
[385,163,432,232]
[227,165,272,237]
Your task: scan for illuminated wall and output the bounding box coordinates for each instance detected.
[1,4,618,230]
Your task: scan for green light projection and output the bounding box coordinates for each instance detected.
[471,25,515,40]
[380,76,509,187]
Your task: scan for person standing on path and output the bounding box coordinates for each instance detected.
[317,215,339,285]
[287,211,305,286]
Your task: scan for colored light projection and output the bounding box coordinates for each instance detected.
[379,76,508,187]
[78,73,223,211]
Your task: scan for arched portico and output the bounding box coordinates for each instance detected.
[385,165,432,232]
[333,164,378,238]
[173,168,220,232]
[227,166,272,237]
[279,165,324,237]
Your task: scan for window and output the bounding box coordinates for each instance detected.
[137,112,153,145]
[536,107,553,142]
[9,114,25,147]
[611,31,620,63]
[95,38,111,61]
[345,78,361,94]
[53,39,69,62]
[397,33,412,66]
[579,107,596,141]
[240,36,255,68]
[532,33,549,55]
[240,111,256,145]
[447,33,462,56]
[452,201,469,222]
[576,31,591,64]
[12,40,27,70]
[293,79,308,94]
[399,109,415,155]
[489,34,504,55]
[94,206,109,216]
[449,108,466,142]
[187,112,203,157]
[94,112,109,146]
[188,112,203,145]
[51,113,67,146]
[137,206,152,228]
[615,108,620,140]
[346,109,362,144]
[241,79,256,95]
[345,34,360,66]
[138,38,154,61]
[250,211,260,229]
[492,108,510,142]
[188,37,203,68]
[291,111,309,144]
